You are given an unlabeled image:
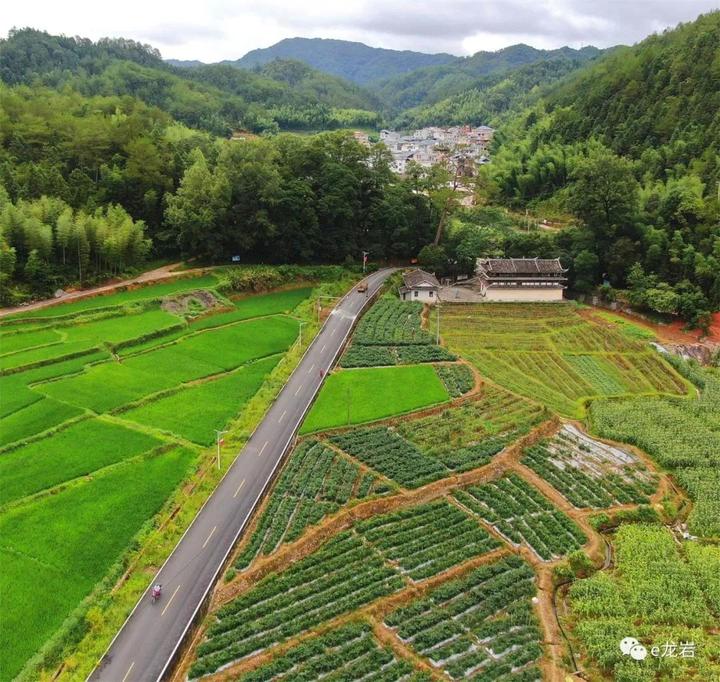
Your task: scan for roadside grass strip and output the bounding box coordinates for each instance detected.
[0,418,162,507]
[356,501,501,581]
[440,303,687,417]
[455,473,586,561]
[522,424,658,508]
[119,356,280,445]
[37,316,299,412]
[234,440,381,569]
[3,274,219,320]
[231,621,431,682]
[385,555,543,681]
[191,287,313,330]
[300,365,449,434]
[569,525,720,681]
[0,447,195,682]
[0,397,83,448]
[190,532,404,678]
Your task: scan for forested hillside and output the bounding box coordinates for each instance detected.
[479,11,720,325]
[0,29,381,135]
[230,37,456,84]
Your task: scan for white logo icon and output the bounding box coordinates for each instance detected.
[620,637,648,661]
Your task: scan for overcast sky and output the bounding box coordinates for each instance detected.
[2,0,718,62]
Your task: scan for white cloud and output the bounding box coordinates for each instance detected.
[1,0,717,61]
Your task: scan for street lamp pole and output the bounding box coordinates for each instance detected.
[298,320,307,347]
[214,430,228,470]
[361,250,370,273]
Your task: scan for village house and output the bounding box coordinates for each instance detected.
[399,269,440,304]
[473,258,567,301]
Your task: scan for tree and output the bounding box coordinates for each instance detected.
[417,244,448,274]
[24,249,51,293]
[573,250,600,292]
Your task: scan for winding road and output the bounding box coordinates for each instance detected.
[88,268,394,682]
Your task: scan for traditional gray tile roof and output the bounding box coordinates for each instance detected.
[402,268,440,289]
[476,258,566,275]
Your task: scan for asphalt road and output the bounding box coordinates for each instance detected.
[88,268,394,682]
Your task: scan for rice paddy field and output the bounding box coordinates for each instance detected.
[439,303,689,417]
[0,276,313,681]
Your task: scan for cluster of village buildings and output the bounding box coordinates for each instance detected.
[367,125,494,174]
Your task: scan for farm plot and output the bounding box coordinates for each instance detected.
[0,447,195,682]
[440,303,687,417]
[231,621,431,682]
[568,525,720,681]
[0,397,83,448]
[38,316,298,412]
[340,297,456,368]
[434,363,475,397]
[522,424,658,508]
[589,361,720,537]
[455,473,586,561]
[120,355,280,445]
[190,532,404,678]
[234,440,381,569]
[300,365,449,434]
[356,500,500,580]
[0,418,162,507]
[385,555,542,680]
[330,427,450,488]
[397,385,547,474]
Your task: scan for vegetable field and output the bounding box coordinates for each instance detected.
[191,532,404,678]
[300,365,449,433]
[0,276,315,681]
[356,500,500,580]
[455,474,587,561]
[434,363,475,397]
[589,360,720,536]
[568,525,720,681]
[340,298,456,367]
[440,303,688,417]
[522,424,657,508]
[231,621,431,682]
[385,555,542,680]
[234,441,381,569]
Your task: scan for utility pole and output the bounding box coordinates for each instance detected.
[298,320,307,347]
[436,301,440,345]
[346,385,351,425]
[214,430,228,470]
[362,250,370,273]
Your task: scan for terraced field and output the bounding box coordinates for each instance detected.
[0,277,313,681]
[440,303,688,417]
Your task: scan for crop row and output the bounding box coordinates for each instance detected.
[384,555,542,680]
[231,621,430,682]
[455,474,586,561]
[340,344,455,368]
[192,532,404,677]
[434,363,474,397]
[523,426,657,508]
[356,500,500,580]
[330,427,449,488]
[235,442,379,568]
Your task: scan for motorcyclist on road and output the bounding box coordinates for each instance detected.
[151,584,162,602]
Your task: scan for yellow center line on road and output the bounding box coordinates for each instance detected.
[294,383,303,396]
[202,526,217,549]
[258,440,268,457]
[233,479,246,498]
[161,584,181,617]
[122,661,135,682]
[278,410,287,423]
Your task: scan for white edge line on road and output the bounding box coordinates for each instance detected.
[161,585,181,617]
[202,526,217,549]
[87,268,393,682]
[121,662,134,682]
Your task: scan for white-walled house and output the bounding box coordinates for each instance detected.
[399,269,440,304]
[474,258,567,301]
